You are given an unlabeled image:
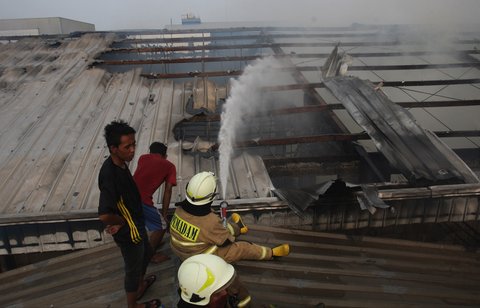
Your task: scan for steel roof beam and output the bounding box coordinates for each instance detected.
[111,41,401,52]
[117,35,478,45]
[95,55,261,65]
[116,25,478,35]
[117,34,379,46]
[266,32,350,135]
[95,51,479,65]
[118,25,370,36]
[140,63,480,79]
[175,100,480,123]
[111,41,480,53]
[261,79,480,91]
[234,130,480,148]
[262,100,480,113]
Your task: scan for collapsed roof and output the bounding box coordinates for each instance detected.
[0,24,480,255]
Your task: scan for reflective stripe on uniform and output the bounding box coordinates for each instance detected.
[170,235,206,247]
[237,295,252,308]
[170,235,218,255]
[227,223,235,236]
[203,245,218,254]
[260,246,269,260]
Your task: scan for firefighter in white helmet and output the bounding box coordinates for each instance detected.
[177,254,250,307]
[169,171,290,263]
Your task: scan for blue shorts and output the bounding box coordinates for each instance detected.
[143,203,163,232]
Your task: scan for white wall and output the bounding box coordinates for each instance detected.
[0,17,94,36]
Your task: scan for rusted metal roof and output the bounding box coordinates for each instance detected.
[1,225,479,307]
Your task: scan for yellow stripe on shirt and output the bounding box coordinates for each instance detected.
[117,197,142,244]
[118,197,138,243]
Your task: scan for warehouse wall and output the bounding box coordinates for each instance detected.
[0,17,94,36]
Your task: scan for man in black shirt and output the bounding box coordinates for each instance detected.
[98,120,161,308]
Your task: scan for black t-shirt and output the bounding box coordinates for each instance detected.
[98,157,146,244]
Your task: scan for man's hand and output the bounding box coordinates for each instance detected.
[99,214,126,232]
[162,213,170,229]
[105,224,123,235]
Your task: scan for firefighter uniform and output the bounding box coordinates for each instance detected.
[170,206,272,263]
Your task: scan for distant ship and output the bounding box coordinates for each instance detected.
[182,13,201,25]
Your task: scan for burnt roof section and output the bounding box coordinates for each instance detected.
[324,76,479,185]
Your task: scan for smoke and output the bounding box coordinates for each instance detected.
[218,57,292,199]
[1,0,478,30]
[217,0,480,28]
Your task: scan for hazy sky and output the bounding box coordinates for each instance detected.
[0,0,479,31]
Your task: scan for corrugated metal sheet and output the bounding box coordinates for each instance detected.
[324,77,479,184]
[1,225,479,307]
[0,34,272,218]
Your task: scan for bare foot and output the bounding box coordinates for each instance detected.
[136,274,156,300]
[150,253,170,264]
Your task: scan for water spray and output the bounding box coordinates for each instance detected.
[218,57,285,201]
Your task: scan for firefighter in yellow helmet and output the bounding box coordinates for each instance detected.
[177,254,250,308]
[169,171,289,263]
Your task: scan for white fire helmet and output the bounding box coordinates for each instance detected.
[178,254,235,305]
[186,171,217,205]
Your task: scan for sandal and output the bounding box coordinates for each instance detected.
[142,298,162,308]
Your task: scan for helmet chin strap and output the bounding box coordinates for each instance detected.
[189,293,206,303]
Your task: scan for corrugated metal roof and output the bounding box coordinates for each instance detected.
[1,24,480,255]
[0,34,273,219]
[0,32,276,254]
[1,225,479,307]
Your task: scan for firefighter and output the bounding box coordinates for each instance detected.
[177,254,251,307]
[169,171,290,263]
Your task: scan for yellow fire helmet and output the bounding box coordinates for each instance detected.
[178,254,235,305]
[185,171,218,205]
